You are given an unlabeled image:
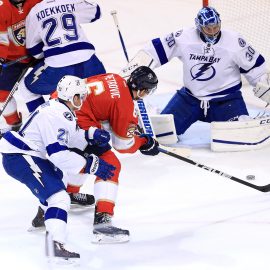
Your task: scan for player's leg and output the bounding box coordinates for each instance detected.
[161,87,202,135]
[1,153,80,260]
[92,149,129,243]
[80,54,106,77]
[0,63,25,137]
[207,91,249,122]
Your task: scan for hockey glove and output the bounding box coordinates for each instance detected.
[85,154,115,180]
[85,127,111,147]
[253,72,270,103]
[139,134,160,156]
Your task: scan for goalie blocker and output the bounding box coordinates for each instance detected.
[211,116,270,152]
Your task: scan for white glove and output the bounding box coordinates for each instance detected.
[253,72,270,103]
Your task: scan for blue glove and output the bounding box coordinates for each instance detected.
[84,154,116,180]
[85,127,110,147]
[139,134,160,156]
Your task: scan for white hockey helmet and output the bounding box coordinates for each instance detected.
[57,75,88,109]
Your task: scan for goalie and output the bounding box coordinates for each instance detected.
[121,6,270,141]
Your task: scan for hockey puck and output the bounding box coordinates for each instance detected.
[246,175,255,180]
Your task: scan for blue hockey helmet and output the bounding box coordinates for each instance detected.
[195,6,221,43]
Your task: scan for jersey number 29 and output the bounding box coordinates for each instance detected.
[43,14,79,47]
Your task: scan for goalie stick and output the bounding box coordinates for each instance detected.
[159,147,270,192]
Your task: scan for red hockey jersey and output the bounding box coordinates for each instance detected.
[0,0,40,61]
[76,73,147,153]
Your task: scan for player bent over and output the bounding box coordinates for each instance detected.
[0,76,115,260]
[74,66,160,243]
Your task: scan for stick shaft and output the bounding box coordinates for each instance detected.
[2,55,31,68]
[158,147,270,192]
[111,12,129,62]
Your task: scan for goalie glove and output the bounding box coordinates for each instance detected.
[253,72,270,103]
[84,154,116,180]
[85,127,111,147]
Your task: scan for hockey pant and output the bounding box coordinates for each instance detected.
[2,153,69,243]
[0,63,26,125]
[20,54,106,113]
[161,88,249,135]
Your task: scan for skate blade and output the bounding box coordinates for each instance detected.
[91,233,129,244]
[47,256,80,266]
[70,203,95,209]
[27,225,45,232]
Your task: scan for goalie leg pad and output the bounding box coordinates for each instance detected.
[211,116,270,152]
[150,114,178,145]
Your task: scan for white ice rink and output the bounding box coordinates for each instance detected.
[1,1,270,269]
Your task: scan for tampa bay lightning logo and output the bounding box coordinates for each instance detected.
[190,63,216,81]
[63,112,73,121]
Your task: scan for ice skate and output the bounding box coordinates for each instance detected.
[92,211,130,244]
[28,206,45,232]
[69,192,95,207]
[45,232,80,264]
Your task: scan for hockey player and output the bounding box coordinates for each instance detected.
[73,66,160,243]
[0,75,116,260]
[20,0,106,113]
[122,7,270,136]
[0,0,41,137]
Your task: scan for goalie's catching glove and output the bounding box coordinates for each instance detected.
[253,72,270,103]
[139,134,160,156]
[85,127,110,147]
[84,154,115,180]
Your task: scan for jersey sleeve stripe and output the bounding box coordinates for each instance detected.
[151,38,168,65]
[46,142,68,156]
[27,41,44,57]
[91,5,101,22]
[239,54,265,74]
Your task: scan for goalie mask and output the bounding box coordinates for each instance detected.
[57,75,88,110]
[127,66,158,99]
[195,6,221,43]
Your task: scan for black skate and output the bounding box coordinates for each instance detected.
[69,192,95,207]
[92,212,130,244]
[45,232,80,262]
[28,206,45,232]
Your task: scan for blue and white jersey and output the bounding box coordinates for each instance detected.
[144,27,267,100]
[0,99,88,174]
[26,0,101,67]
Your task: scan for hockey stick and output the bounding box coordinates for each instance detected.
[159,147,270,192]
[110,10,130,62]
[2,55,31,68]
[0,61,33,117]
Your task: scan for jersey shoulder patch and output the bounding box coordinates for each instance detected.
[63,111,73,121]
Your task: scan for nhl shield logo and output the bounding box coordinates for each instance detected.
[11,20,26,46]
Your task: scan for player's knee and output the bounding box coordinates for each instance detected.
[47,190,71,212]
[101,151,121,179]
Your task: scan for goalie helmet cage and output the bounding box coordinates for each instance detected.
[202,0,270,70]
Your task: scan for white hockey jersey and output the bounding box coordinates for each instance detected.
[144,27,267,100]
[0,99,88,175]
[26,0,101,67]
